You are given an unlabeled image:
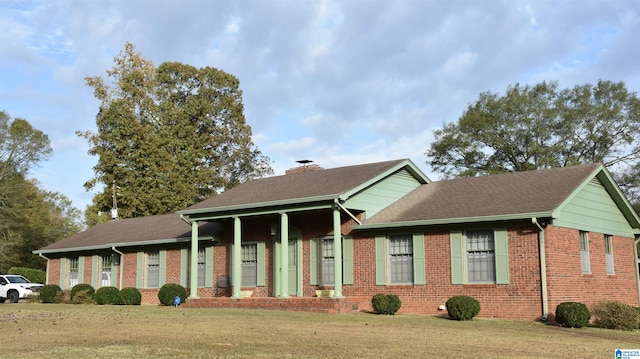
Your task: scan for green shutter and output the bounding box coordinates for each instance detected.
[90,256,98,287]
[450,231,464,285]
[257,242,266,286]
[309,238,319,285]
[59,258,66,288]
[412,233,426,285]
[77,256,85,285]
[375,235,386,285]
[180,248,188,287]
[494,228,510,284]
[159,250,167,287]
[136,252,143,288]
[205,246,214,288]
[343,236,353,285]
[110,254,118,287]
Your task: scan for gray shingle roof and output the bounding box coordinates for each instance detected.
[37,213,219,252]
[183,159,408,211]
[363,163,602,225]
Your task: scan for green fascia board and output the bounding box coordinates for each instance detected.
[339,160,430,201]
[32,235,219,255]
[177,194,338,218]
[356,212,553,230]
[550,164,640,229]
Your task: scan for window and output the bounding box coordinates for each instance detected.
[465,230,495,283]
[604,235,614,275]
[579,231,591,274]
[197,248,206,287]
[241,243,257,287]
[388,235,413,284]
[101,255,112,287]
[321,238,335,285]
[68,258,79,288]
[146,251,160,288]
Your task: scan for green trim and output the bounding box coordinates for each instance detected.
[33,236,216,255]
[90,256,98,287]
[339,160,430,201]
[412,233,426,285]
[59,258,66,288]
[450,231,463,285]
[356,212,552,230]
[77,256,85,285]
[110,254,118,287]
[178,195,338,217]
[257,242,266,286]
[494,228,509,284]
[375,235,386,285]
[159,250,167,287]
[180,248,188,287]
[343,236,353,285]
[309,238,319,285]
[205,246,214,288]
[136,252,143,288]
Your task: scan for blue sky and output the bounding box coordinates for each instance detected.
[1,0,639,213]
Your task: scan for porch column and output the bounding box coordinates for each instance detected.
[189,221,199,299]
[333,203,344,298]
[280,212,290,298]
[232,217,242,298]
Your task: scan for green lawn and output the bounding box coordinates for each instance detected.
[1,304,638,358]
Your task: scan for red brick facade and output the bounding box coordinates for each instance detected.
[44,213,639,320]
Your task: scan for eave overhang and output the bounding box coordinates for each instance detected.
[355,212,553,230]
[32,235,218,255]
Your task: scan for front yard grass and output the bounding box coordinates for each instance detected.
[1,304,638,358]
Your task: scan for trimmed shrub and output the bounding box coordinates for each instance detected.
[446,295,481,321]
[371,294,402,315]
[555,302,590,328]
[120,287,142,305]
[8,267,46,284]
[94,286,122,305]
[39,284,63,303]
[592,301,640,331]
[70,284,95,301]
[158,283,187,306]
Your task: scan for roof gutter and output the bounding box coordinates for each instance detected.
[112,247,124,290]
[38,253,50,284]
[532,217,549,321]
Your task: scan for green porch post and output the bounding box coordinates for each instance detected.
[333,203,344,298]
[280,212,289,298]
[189,221,199,299]
[232,217,242,298]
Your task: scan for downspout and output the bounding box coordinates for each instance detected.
[634,236,640,307]
[532,218,549,321]
[112,247,124,290]
[38,253,50,284]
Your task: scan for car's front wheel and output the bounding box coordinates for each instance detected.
[8,290,19,303]
[0,298,6,303]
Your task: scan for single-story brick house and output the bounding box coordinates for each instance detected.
[34,159,640,319]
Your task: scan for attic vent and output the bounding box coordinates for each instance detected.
[285,160,324,175]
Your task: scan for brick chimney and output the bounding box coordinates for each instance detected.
[285,160,324,175]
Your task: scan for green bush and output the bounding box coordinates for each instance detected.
[71,290,94,304]
[94,286,122,305]
[39,284,63,303]
[371,294,402,315]
[158,283,187,306]
[592,301,640,330]
[555,302,590,328]
[119,287,142,305]
[8,267,46,284]
[446,295,481,321]
[70,284,95,301]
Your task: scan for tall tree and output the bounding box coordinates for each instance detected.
[80,43,272,219]
[426,80,640,188]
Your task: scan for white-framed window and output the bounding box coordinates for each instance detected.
[146,251,160,288]
[101,255,112,287]
[579,231,591,274]
[241,243,257,287]
[197,248,206,287]
[388,234,413,284]
[604,235,614,275]
[321,238,335,285]
[465,230,495,283]
[68,258,79,288]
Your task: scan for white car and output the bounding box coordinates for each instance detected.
[0,274,44,303]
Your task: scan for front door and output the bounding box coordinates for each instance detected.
[273,236,301,297]
[287,241,297,296]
